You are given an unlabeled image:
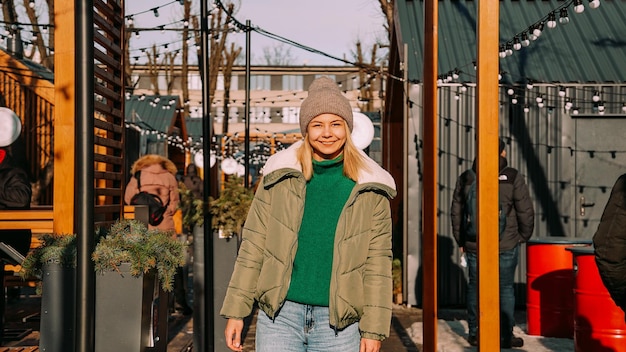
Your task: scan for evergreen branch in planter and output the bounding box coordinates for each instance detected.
[92,219,185,292]
[208,176,254,236]
[19,233,77,294]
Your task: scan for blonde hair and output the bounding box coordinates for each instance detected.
[296,128,369,181]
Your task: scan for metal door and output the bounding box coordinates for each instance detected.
[574,116,626,238]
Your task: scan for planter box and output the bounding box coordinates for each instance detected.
[95,263,168,352]
[39,261,76,352]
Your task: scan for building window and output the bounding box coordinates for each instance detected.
[282,107,300,124]
[282,75,303,91]
[188,74,202,90]
[250,107,271,123]
[250,75,271,90]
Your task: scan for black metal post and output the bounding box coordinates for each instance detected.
[244,20,251,188]
[200,0,215,351]
[75,0,95,351]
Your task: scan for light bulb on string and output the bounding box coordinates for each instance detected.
[505,43,513,56]
[536,95,543,103]
[546,12,557,29]
[526,80,534,90]
[513,37,522,51]
[524,105,530,113]
[565,99,573,110]
[559,8,570,24]
[499,45,507,58]
[592,90,601,102]
[153,8,160,17]
[559,86,566,97]
[573,0,585,13]
[622,103,626,113]
[512,96,518,105]
[521,32,531,47]
[507,88,515,96]
[533,22,544,37]
[589,0,600,8]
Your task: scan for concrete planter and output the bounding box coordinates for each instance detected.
[94,263,168,352]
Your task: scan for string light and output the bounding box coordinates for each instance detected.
[573,0,585,13]
[592,90,601,102]
[559,8,570,24]
[546,12,557,29]
[588,0,600,9]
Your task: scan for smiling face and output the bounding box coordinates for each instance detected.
[306,113,348,161]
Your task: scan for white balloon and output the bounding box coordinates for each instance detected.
[235,163,245,177]
[194,152,204,168]
[351,112,375,150]
[0,107,22,147]
[193,152,216,169]
[221,157,239,175]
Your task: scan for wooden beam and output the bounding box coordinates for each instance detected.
[0,52,54,103]
[422,0,439,351]
[53,0,77,234]
[476,0,501,350]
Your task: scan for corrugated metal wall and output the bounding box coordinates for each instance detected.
[407,83,626,307]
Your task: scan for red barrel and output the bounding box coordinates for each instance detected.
[568,247,626,352]
[526,237,591,338]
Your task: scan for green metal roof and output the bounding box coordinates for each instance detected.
[396,0,626,84]
[185,117,203,139]
[125,95,180,133]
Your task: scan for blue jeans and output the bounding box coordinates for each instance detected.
[466,245,518,341]
[256,300,360,352]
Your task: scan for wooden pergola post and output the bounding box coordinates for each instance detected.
[476,0,501,350]
[422,0,439,351]
[53,0,77,234]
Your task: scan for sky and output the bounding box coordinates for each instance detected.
[125,0,388,66]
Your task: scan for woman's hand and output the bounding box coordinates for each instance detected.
[224,318,244,351]
[360,337,382,352]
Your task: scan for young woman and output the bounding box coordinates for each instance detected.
[220,76,396,352]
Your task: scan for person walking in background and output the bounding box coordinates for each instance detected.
[124,154,192,315]
[124,154,180,233]
[593,173,626,318]
[182,163,203,200]
[220,76,396,352]
[450,139,535,348]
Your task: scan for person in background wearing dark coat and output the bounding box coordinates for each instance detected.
[0,147,31,210]
[450,139,535,348]
[182,163,203,200]
[593,173,626,319]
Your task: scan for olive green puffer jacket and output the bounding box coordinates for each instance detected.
[220,141,396,340]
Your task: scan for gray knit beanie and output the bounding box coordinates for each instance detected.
[299,76,353,134]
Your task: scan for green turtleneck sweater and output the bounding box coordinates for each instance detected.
[286,156,356,306]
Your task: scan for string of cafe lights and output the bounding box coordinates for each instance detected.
[437,0,602,84]
[430,0,626,115]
